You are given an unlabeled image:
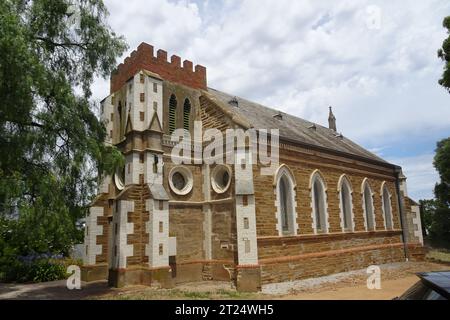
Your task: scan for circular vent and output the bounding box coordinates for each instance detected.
[211,165,232,194]
[169,166,193,195]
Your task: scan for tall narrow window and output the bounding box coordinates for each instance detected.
[311,172,327,234]
[168,94,177,134]
[363,181,375,231]
[183,98,191,132]
[118,101,123,136]
[275,165,297,236]
[382,184,393,229]
[279,176,289,232]
[339,176,353,232]
[153,155,159,174]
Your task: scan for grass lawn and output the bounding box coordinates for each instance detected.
[426,249,450,263]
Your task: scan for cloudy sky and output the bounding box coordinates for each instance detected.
[92,0,450,200]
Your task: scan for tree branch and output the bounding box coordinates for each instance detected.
[34,36,89,50]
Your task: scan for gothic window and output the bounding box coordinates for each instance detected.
[338,175,354,232]
[275,165,297,236]
[183,98,191,132]
[362,180,375,231]
[168,94,177,134]
[311,171,328,234]
[279,176,290,232]
[382,183,393,229]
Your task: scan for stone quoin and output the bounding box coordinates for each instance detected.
[81,42,425,291]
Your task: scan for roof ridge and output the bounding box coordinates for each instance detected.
[207,87,389,165]
[207,87,333,132]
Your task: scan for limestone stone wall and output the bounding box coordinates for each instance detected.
[163,161,204,202]
[211,203,236,262]
[169,205,204,262]
[404,197,424,245]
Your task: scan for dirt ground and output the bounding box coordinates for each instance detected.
[278,276,420,300]
[0,261,448,300]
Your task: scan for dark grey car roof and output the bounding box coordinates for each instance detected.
[418,271,450,298]
[208,88,388,164]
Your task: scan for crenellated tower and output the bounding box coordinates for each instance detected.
[82,43,207,287]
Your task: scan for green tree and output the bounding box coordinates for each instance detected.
[438,16,450,92]
[0,0,127,257]
[419,199,437,235]
[428,138,450,248]
[433,138,450,206]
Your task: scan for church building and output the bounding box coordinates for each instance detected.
[81,43,424,291]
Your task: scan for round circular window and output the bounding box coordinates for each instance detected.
[169,166,193,195]
[114,166,125,191]
[211,165,232,194]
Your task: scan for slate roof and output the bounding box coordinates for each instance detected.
[207,88,390,165]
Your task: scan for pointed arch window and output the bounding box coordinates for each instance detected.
[275,165,297,236]
[183,98,191,132]
[362,180,375,231]
[338,176,354,232]
[382,183,393,230]
[168,94,177,134]
[311,171,328,234]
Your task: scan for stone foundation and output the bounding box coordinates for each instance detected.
[236,266,262,292]
[260,244,405,284]
[407,243,426,261]
[108,266,174,288]
[81,264,108,282]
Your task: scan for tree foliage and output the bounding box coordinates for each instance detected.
[433,137,450,207]
[419,199,437,235]
[0,0,127,257]
[438,16,450,92]
[426,138,450,248]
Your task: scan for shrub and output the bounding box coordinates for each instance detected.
[0,253,68,283]
[31,260,66,282]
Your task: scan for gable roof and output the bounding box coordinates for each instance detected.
[207,87,390,165]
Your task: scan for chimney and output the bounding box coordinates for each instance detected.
[328,106,337,131]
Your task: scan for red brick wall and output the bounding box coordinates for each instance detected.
[253,149,402,237]
[111,42,207,93]
[260,242,405,284]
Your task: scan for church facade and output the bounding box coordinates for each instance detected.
[81,43,424,291]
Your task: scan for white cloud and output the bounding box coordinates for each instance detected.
[92,0,450,199]
[386,154,439,200]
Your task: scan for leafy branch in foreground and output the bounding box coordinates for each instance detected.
[0,0,127,259]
